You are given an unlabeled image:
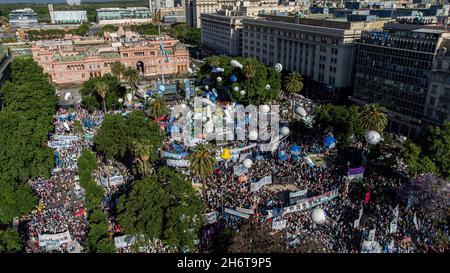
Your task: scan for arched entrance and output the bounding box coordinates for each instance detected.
[136,61,144,74]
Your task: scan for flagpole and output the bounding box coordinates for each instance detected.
[158,25,165,85]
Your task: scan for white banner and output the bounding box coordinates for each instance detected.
[52,135,80,141]
[368,228,376,241]
[361,240,382,253]
[38,231,72,248]
[231,143,257,154]
[109,175,125,186]
[266,189,339,218]
[390,222,398,234]
[166,159,190,167]
[236,207,254,215]
[233,165,248,176]
[224,208,250,219]
[290,189,308,198]
[250,176,272,192]
[272,219,287,230]
[114,235,137,249]
[205,211,218,224]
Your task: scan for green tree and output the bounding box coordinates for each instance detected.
[188,143,217,223]
[117,167,202,251]
[0,180,37,224]
[97,238,116,253]
[111,62,126,82]
[283,72,304,94]
[228,221,286,253]
[123,67,139,90]
[0,228,22,253]
[359,103,388,132]
[95,81,109,112]
[422,122,450,179]
[75,22,90,36]
[80,74,125,112]
[147,94,169,119]
[401,141,439,177]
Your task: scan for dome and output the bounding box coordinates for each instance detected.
[249,131,258,141]
[243,158,253,168]
[311,208,326,224]
[280,126,290,136]
[365,130,381,145]
[296,106,307,117]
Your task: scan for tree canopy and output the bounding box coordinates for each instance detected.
[80,73,126,112]
[117,167,202,250]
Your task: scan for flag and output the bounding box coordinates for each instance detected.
[364,191,371,204]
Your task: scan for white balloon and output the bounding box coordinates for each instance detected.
[260,105,270,113]
[204,85,209,90]
[365,130,381,145]
[118,98,123,103]
[243,158,253,169]
[281,126,290,136]
[249,131,258,141]
[311,208,326,224]
[202,116,207,122]
[234,86,240,92]
[265,84,271,90]
[63,122,70,131]
[187,68,193,74]
[64,92,71,101]
[216,76,222,82]
[240,90,246,96]
[274,63,283,73]
[230,60,243,69]
[296,106,307,117]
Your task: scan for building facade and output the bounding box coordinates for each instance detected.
[96,7,152,25]
[50,10,88,24]
[241,16,385,89]
[31,32,189,85]
[201,10,246,56]
[352,24,450,138]
[9,8,39,29]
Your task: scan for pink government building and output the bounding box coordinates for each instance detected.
[32,29,189,85]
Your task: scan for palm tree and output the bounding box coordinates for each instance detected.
[284,72,304,94]
[147,94,169,119]
[243,62,256,94]
[131,141,151,177]
[208,56,221,68]
[188,143,217,223]
[111,62,126,82]
[123,67,139,91]
[359,103,388,132]
[95,81,109,112]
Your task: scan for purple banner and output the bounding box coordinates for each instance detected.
[348,167,365,176]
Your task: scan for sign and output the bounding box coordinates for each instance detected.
[166,159,190,167]
[205,211,218,224]
[272,219,287,230]
[361,240,382,253]
[224,208,250,219]
[52,135,80,141]
[236,207,254,215]
[161,151,187,159]
[389,205,399,234]
[348,167,365,181]
[233,165,248,176]
[290,189,308,198]
[368,228,376,241]
[250,176,272,192]
[109,175,125,186]
[38,231,72,248]
[266,189,339,218]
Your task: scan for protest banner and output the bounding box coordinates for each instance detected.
[109,175,125,186]
[236,207,255,215]
[361,240,382,253]
[233,165,248,176]
[205,211,218,224]
[266,189,339,218]
[166,159,190,167]
[250,176,272,192]
[38,231,72,248]
[368,228,376,241]
[224,208,250,219]
[348,167,365,181]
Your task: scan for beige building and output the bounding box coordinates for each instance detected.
[31,31,189,85]
[242,16,386,89]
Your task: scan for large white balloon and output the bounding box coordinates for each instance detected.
[365,130,381,145]
[243,158,253,169]
[311,208,326,224]
[63,122,70,131]
[281,126,290,136]
[249,131,258,141]
[118,98,124,104]
[260,105,270,113]
[230,59,243,69]
[216,76,222,82]
[204,85,209,90]
[240,90,246,96]
[234,86,240,92]
[296,106,307,117]
[265,84,271,90]
[64,92,71,101]
[274,63,283,73]
[187,67,193,74]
